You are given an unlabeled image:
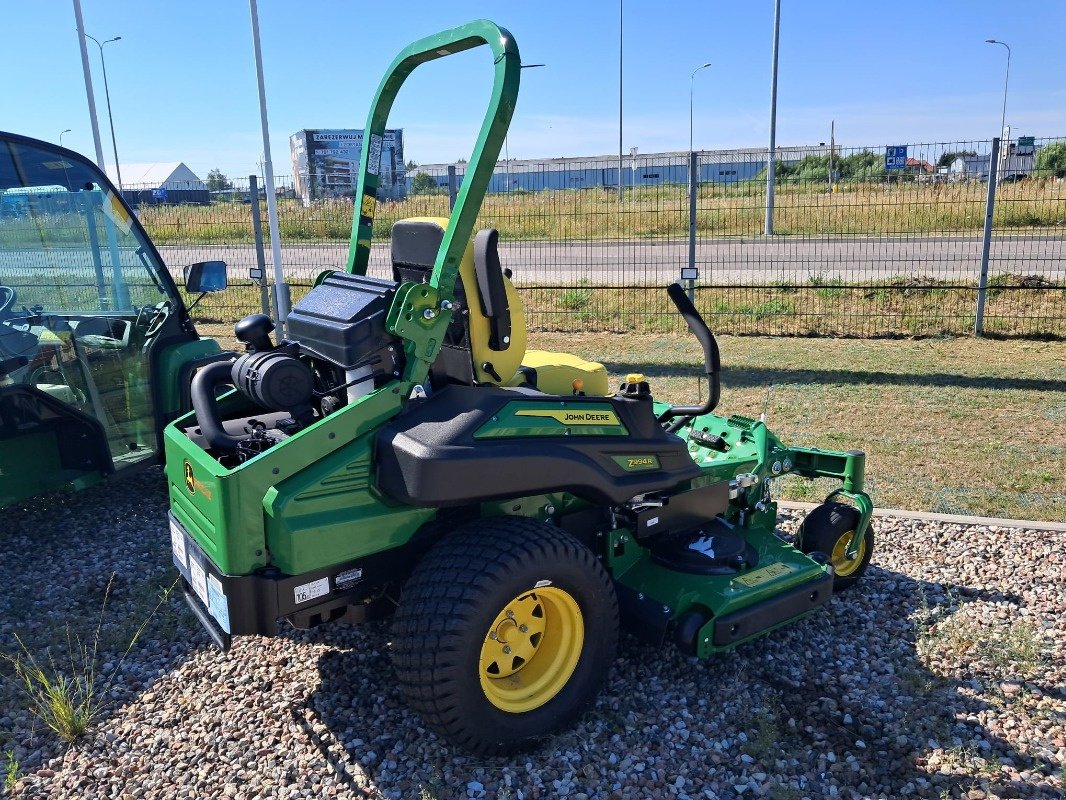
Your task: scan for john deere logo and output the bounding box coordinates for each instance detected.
[184,461,195,493]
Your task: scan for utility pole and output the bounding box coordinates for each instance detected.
[828,120,834,194]
[248,0,289,332]
[618,0,624,203]
[72,0,105,170]
[764,0,781,235]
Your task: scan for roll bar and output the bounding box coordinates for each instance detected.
[345,20,521,304]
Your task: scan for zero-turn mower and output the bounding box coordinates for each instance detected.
[165,20,874,753]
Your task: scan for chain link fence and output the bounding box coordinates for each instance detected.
[131,136,1064,338]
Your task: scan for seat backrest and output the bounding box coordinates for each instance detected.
[390,217,527,386]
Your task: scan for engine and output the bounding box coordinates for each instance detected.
[189,273,403,466]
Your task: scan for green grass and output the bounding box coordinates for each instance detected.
[521,332,1066,521]
[4,751,18,792]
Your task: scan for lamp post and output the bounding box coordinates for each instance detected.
[84,33,123,189]
[618,0,623,202]
[59,129,71,147]
[985,38,1011,179]
[764,0,781,235]
[689,62,712,155]
[687,63,711,301]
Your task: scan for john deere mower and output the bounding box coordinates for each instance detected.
[165,20,874,753]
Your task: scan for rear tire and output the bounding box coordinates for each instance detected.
[390,516,618,754]
[796,501,874,591]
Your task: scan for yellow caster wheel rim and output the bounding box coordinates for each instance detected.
[830,530,865,577]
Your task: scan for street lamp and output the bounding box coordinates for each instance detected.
[689,62,711,155]
[84,33,123,189]
[687,63,711,303]
[59,129,71,147]
[984,37,1010,147]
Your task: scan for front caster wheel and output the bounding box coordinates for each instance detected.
[797,501,874,591]
[390,517,618,754]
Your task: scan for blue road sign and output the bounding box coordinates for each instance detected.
[152,187,168,201]
[885,146,907,171]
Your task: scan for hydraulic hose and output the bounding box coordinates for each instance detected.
[190,359,243,451]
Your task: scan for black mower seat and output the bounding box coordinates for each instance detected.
[390,218,609,395]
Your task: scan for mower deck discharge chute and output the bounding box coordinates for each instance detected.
[164,19,874,753]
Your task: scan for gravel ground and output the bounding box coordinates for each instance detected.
[1,468,1063,800]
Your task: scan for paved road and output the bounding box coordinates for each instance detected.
[155,235,1063,285]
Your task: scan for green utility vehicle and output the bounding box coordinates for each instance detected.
[165,20,874,753]
[0,132,228,507]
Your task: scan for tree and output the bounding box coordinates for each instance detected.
[206,168,233,191]
[405,159,418,170]
[410,171,440,195]
[936,150,976,169]
[1035,141,1066,178]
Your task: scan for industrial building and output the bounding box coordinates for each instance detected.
[406,145,830,194]
[290,129,406,203]
[108,162,209,206]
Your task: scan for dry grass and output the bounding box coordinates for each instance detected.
[140,179,1066,245]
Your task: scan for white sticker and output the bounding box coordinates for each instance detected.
[534,579,552,589]
[647,516,660,527]
[169,520,187,569]
[189,559,208,606]
[294,577,330,605]
[208,573,223,596]
[335,568,363,588]
[367,134,382,175]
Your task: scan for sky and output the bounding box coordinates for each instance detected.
[2,0,1064,181]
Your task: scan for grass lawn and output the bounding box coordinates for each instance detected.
[199,321,1064,522]
[533,333,1066,522]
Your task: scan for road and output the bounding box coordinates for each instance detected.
[155,235,1063,285]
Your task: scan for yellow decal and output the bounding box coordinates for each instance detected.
[515,408,620,426]
[101,191,133,235]
[627,457,656,468]
[734,562,793,587]
[361,194,376,216]
[183,460,212,499]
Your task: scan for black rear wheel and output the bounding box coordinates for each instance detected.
[390,516,618,754]
[796,501,874,591]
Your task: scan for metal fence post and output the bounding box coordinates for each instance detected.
[687,151,699,302]
[975,136,1000,335]
[248,175,272,319]
[447,165,458,211]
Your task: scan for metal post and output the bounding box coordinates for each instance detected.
[249,175,271,318]
[72,0,105,170]
[248,0,289,337]
[86,34,123,190]
[687,151,698,302]
[447,165,458,210]
[828,120,834,194]
[764,0,781,235]
[975,137,1000,336]
[618,0,624,203]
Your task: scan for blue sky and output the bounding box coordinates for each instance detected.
[2,1,1063,180]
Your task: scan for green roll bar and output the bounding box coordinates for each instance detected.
[346,19,520,305]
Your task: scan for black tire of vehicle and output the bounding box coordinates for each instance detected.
[390,516,619,754]
[796,501,874,591]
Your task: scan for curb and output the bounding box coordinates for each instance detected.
[778,500,1066,532]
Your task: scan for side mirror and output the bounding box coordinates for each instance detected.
[184,261,228,293]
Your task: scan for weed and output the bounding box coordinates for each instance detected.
[558,280,594,311]
[1,576,179,743]
[4,751,18,792]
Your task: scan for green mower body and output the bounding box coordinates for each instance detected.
[164,20,874,752]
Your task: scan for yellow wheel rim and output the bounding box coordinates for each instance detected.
[830,530,865,577]
[478,587,583,713]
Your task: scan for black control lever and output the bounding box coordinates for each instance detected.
[658,282,721,425]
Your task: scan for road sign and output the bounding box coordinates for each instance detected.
[1017,136,1035,156]
[152,187,168,201]
[885,146,907,171]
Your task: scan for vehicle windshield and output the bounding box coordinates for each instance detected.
[0,138,172,314]
[0,135,180,470]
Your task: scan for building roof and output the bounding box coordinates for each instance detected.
[105,162,205,190]
[905,158,935,173]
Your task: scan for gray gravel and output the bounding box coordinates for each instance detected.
[1,468,1063,799]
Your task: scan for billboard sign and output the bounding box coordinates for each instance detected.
[290,129,405,203]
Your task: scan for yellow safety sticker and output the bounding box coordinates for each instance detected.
[101,190,133,235]
[514,408,621,426]
[734,562,793,587]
